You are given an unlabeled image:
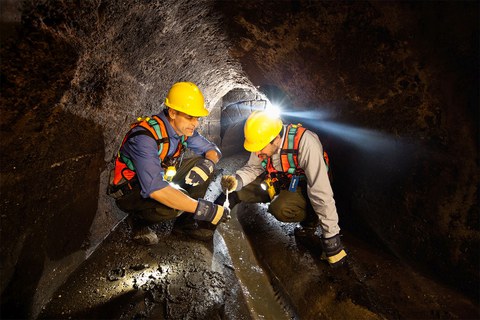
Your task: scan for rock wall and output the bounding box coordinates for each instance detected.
[216,0,479,298]
[0,0,478,318]
[0,0,253,318]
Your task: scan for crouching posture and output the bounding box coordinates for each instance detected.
[108,82,229,244]
[216,111,347,266]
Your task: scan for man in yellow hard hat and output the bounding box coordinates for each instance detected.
[216,110,347,266]
[108,82,229,244]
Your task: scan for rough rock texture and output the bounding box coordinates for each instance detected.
[0,0,478,318]
[216,0,479,299]
[37,221,249,320]
[1,0,253,317]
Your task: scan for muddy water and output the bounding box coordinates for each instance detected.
[216,214,297,319]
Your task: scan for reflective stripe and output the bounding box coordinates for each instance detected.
[150,115,169,159]
[211,206,224,225]
[327,249,347,264]
[286,125,297,173]
[276,123,306,177]
[194,167,210,182]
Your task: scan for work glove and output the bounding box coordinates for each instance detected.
[194,198,231,225]
[185,158,215,186]
[213,190,241,210]
[220,175,238,193]
[321,234,347,267]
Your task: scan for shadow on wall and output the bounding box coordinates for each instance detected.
[0,11,105,318]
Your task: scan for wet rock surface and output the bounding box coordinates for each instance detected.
[37,156,479,319]
[38,221,245,320]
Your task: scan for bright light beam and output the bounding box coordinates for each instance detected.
[280,109,332,121]
[264,102,281,118]
[302,118,401,153]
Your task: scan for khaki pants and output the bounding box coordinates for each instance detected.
[115,157,211,224]
[237,176,318,227]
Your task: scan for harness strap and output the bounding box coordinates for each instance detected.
[149,115,169,159]
[113,114,190,188]
[119,128,168,171]
[285,124,298,174]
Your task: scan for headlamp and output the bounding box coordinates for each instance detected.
[164,166,177,182]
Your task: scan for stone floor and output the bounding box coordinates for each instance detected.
[38,155,479,319]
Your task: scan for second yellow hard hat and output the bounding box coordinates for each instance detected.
[244,111,283,152]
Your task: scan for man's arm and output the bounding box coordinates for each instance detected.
[235,152,265,187]
[205,149,221,164]
[149,186,198,212]
[184,131,222,186]
[298,130,340,237]
[150,186,228,225]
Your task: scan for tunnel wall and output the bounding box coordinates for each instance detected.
[0,0,254,318]
[216,0,479,298]
[1,0,478,318]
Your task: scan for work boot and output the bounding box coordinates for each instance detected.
[127,215,159,246]
[132,226,159,246]
[172,213,216,242]
[293,225,317,238]
[321,234,347,267]
[294,208,319,239]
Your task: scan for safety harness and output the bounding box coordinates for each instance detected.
[108,115,187,199]
[262,124,331,197]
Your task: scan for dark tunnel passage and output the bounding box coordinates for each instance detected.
[0,0,478,319]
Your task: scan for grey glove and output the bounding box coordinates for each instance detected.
[185,159,215,186]
[194,199,231,225]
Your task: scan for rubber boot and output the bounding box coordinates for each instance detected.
[294,208,319,239]
[172,212,216,242]
[321,234,347,267]
[128,216,159,246]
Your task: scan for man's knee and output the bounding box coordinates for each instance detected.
[268,203,306,223]
[136,207,179,223]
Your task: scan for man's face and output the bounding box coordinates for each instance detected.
[169,109,200,137]
[254,136,280,160]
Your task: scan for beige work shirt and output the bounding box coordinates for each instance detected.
[236,125,341,237]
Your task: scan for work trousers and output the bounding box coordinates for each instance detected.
[115,157,211,225]
[237,176,318,228]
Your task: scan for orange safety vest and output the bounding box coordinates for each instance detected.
[112,115,187,186]
[263,123,331,182]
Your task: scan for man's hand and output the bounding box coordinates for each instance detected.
[194,199,231,225]
[185,159,215,186]
[220,175,238,193]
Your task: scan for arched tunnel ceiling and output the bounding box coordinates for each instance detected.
[0,0,478,318]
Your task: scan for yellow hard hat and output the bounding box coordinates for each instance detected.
[244,111,283,152]
[165,82,209,117]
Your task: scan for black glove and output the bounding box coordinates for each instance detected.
[185,159,215,186]
[213,191,240,210]
[194,199,231,225]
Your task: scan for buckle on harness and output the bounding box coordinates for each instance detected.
[107,173,138,200]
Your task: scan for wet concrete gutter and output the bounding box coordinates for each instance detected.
[237,203,479,319]
[217,214,295,319]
